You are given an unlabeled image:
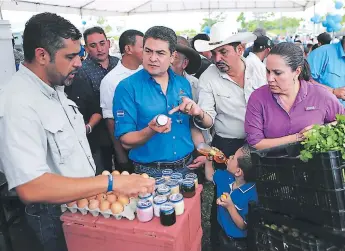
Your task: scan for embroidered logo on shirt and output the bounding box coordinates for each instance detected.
[305,106,316,111]
[179,89,185,96]
[116,110,125,117]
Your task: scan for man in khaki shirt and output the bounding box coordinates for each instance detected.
[0,13,154,251]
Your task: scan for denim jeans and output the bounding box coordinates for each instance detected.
[25,203,67,251]
[133,156,194,178]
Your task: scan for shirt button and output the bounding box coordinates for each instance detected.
[173,136,176,139]
[174,152,176,155]
[160,92,163,94]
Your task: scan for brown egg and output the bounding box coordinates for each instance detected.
[96,193,107,202]
[106,191,113,195]
[77,199,89,208]
[99,200,111,212]
[111,202,124,214]
[112,170,121,176]
[102,170,111,176]
[67,201,76,207]
[141,173,149,179]
[118,195,129,205]
[121,171,130,175]
[107,194,117,203]
[87,195,96,200]
[88,199,100,210]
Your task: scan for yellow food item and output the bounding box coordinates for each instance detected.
[141,173,149,179]
[107,194,117,203]
[111,202,124,214]
[88,199,99,210]
[102,170,111,176]
[77,199,89,208]
[118,195,130,205]
[221,194,227,201]
[112,170,120,176]
[99,200,111,212]
[121,171,130,175]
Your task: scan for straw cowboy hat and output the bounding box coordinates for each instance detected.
[194,22,257,52]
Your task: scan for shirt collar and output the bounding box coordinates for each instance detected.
[273,79,308,104]
[19,64,56,99]
[230,182,256,194]
[336,41,345,58]
[142,67,176,81]
[218,57,247,82]
[85,55,117,70]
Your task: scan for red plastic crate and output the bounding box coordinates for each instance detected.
[61,186,203,251]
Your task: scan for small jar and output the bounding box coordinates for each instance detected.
[139,193,153,204]
[181,179,196,198]
[136,200,153,223]
[166,179,180,194]
[160,202,176,226]
[162,169,173,181]
[153,195,168,217]
[157,185,171,198]
[169,193,184,216]
[185,173,198,188]
[171,173,183,185]
[156,114,169,127]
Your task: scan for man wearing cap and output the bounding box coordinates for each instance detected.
[244,36,273,102]
[308,34,345,106]
[243,28,266,58]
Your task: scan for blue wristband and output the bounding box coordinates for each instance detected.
[107,174,113,192]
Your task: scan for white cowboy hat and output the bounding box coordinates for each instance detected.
[194,22,257,52]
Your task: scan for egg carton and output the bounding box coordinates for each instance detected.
[61,197,138,220]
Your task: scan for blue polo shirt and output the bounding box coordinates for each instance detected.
[213,170,258,238]
[113,68,194,163]
[308,41,345,106]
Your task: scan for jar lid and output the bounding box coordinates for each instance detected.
[166,180,179,187]
[185,173,197,179]
[157,185,171,194]
[169,193,183,203]
[154,195,168,205]
[182,178,195,188]
[137,199,152,209]
[160,202,175,214]
[139,193,152,199]
[162,169,173,175]
[156,114,169,126]
[155,177,165,185]
[171,172,183,179]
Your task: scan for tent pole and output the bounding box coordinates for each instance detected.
[0,5,3,20]
[313,1,316,36]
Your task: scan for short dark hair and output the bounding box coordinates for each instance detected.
[228,42,242,50]
[144,26,177,54]
[269,42,311,81]
[191,33,210,50]
[237,144,255,182]
[119,29,144,54]
[177,36,191,47]
[23,12,81,63]
[83,26,107,45]
[317,32,332,45]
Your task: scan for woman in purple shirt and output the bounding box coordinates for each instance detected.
[245,42,345,150]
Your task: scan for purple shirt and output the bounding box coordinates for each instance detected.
[245,80,345,146]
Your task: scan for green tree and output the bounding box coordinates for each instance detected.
[176,29,197,38]
[245,16,303,34]
[200,12,226,31]
[236,12,246,29]
[97,17,112,34]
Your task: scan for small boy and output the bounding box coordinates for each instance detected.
[205,144,258,251]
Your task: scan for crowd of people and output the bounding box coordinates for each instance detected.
[0,11,345,251]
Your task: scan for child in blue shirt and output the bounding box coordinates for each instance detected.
[204,144,258,251]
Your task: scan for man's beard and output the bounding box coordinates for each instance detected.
[215,61,230,72]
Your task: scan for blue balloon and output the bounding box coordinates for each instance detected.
[326,14,334,22]
[334,23,342,31]
[203,26,210,34]
[328,19,336,28]
[310,17,315,22]
[82,20,87,25]
[326,26,334,32]
[322,20,328,27]
[334,14,342,23]
[335,1,343,9]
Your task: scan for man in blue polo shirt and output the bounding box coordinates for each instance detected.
[308,35,345,106]
[113,26,206,177]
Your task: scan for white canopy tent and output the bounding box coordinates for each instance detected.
[0,0,320,17]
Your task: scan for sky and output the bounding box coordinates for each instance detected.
[2,0,343,34]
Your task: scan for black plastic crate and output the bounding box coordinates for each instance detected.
[251,143,345,230]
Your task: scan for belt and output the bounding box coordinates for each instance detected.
[133,153,192,169]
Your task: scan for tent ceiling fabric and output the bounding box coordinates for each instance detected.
[1,0,319,16]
